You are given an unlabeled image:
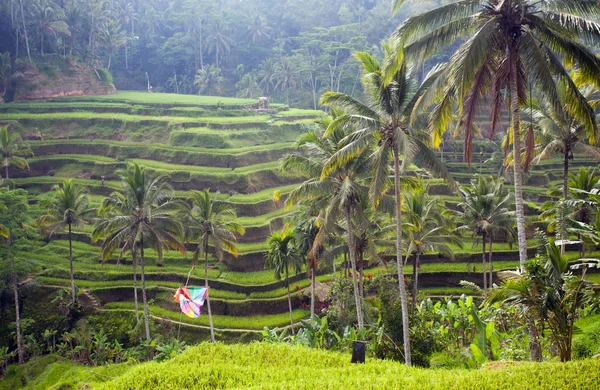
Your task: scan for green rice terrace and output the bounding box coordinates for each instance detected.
[3,0,600,388]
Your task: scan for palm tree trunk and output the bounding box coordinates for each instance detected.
[107,50,112,70]
[286,266,295,333]
[393,147,411,366]
[205,247,215,343]
[140,237,150,340]
[482,232,487,294]
[561,150,569,255]
[344,206,363,330]
[69,223,76,304]
[488,234,493,289]
[125,40,128,70]
[412,251,421,309]
[10,237,23,364]
[132,247,139,323]
[310,268,315,320]
[358,250,364,298]
[4,159,8,181]
[509,39,528,271]
[18,0,31,63]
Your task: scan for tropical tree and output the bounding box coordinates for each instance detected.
[390,0,600,272]
[457,177,515,293]
[247,13,272,43]
[529,82,600,249]
[236,73,262,98]
[0,124,32,182]
[281,117,375,330]
[265,229,302,333]
[0,188,30,364]
[96,19,126,69]
[258,58,277,95]
[0,52,12,97]
[403,189,460,306]
[272,56,301,105]
[295,215,320,320]
[92,164,185,340]
[205,20,232,69]
[320,48,452,366]
[37,179,92,304]
[488,237,598,361]
[185,189,244,343]
[194,65,223,96]
[31,0,70,56]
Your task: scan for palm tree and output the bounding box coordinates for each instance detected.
[0,52,12,98]
[457,177,515,293]
[487,238,597,362]
[265,229,302,333]
[0,124,32,182]
[281,119,374,330]
[258,58,277,95]
[529,82,600,250]
[236,73,262,99]
[205,20,232,69]
[194,65,224,96]
[92,164,185,340]
[403,189,460,307]
[272,57,301,105]
[295,215,320,320]
[96,19,126,69]
[185,189,244,343]
[247,13,271,43]
[37,179,92,304]
[320,48,452,366]
[390,0,600,272]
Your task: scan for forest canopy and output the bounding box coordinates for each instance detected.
[0,0,454,107]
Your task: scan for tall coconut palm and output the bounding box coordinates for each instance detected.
[457,177,516,293]
[247,13,271,43]
[272,57,301,105]
[37,179,92,304]
[96,19,126,69]
[194,65,224,96]
[265,229,302,333]
[258,58,277,95]
[0,125,32,182]
[295,215,320,320]
[281,117,374,330]
[320,48,452,366]
[390,0,600,272]
[403,189,460,307]
[205,20,232,69]
[529,82,600,251]
[92,164,185,340]
[185,189,244,343]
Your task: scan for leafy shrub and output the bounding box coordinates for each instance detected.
[96,68,113,86]
[429,351,476,369]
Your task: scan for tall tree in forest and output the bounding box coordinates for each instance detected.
[37,179,92,304]
[320,47,452,366]
[390,0,600,272]
[185,189,244,343]
[205,20,232,69]
[0,125,32,182]
[96,19,126,69]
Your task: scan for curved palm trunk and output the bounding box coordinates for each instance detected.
[310,268,315,320]
[132,247,139,323]
[561,150,569,255]
[509,40,528,271]
[358,250,364,298]
[68,223,77,304]
[482,232,487,294]
[488,234,494,290]
[393,147,411,366]
[4,158,8,180]
[10,238,23,364]
[140,237,150,340]
[411,251,421,309]
[18,0,31,62]
[344,206,363,330]
[205,247,215,342]
[286,266,295,333]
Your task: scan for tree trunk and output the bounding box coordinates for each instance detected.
[10,238,23,364]
[286,266,295,333]
[412,251,421,309]
[4,160,8,181]
[528,320,542,361]
[205,246,215,342]
[358,249,364,298]
[107,50,112,70]
[509,39,528,271]
[125,40,128,70]
[132,247,139,323]
[482,232,487,294]
[344,206,363,330]
[19,0,31,62]
[393,147,411,366]
[41,33,44,56]
[310,268,315,320]
[140,237,150,340]
[561,150,569,255]
[488,234,494,289]
[69,223,76,304]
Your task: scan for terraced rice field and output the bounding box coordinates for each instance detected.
[2,91,598,339]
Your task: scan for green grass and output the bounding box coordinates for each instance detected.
[4,343,599,390]
[49,91,258,106]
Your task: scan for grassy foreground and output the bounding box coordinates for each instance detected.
[2,343,599,390]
